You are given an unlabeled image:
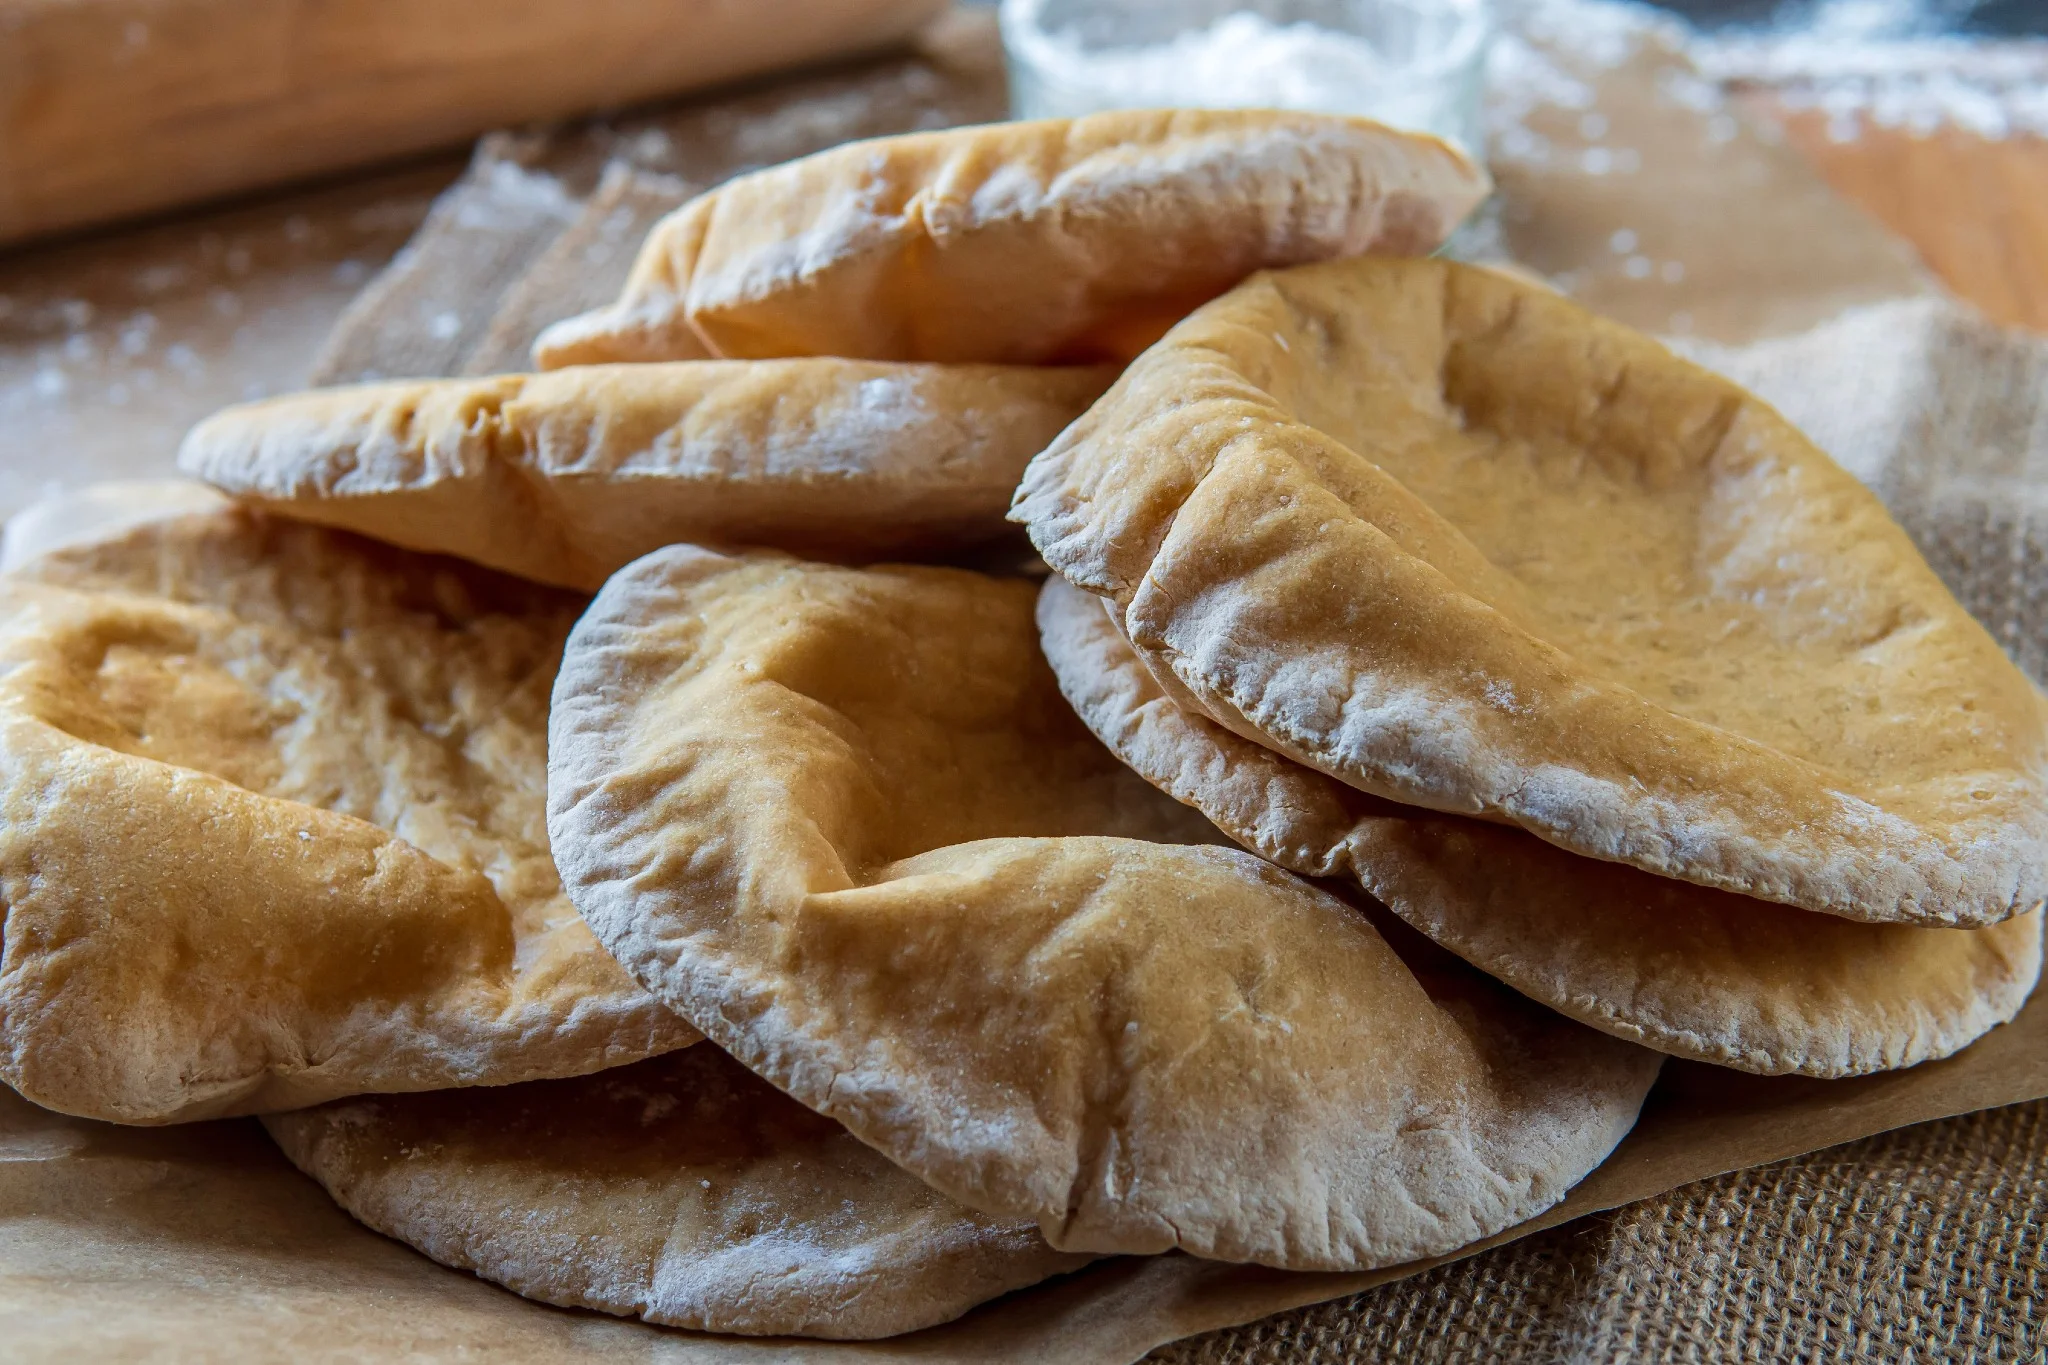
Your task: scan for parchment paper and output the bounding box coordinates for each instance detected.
[7,988,2044,1362]
[3,9,2043,1364]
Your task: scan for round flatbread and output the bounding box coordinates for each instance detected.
[548,546,1659,1272]
[179,361,1113,590]
[0,494,698,1125]
[531,109,1488,369]
[1012,255,2048,929]
[1038,575,2043,1079]
[264,1043,1090,1339]
[0,478,231,574]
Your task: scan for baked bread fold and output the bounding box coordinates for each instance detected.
[266,1043,1091,1339]
[533,109,1488,369]
[1012,256,2048,928]
[179,361,1112,590]
[0,493,697,1124]
[548,546,1660,1272]
[1038,574,2044,1078]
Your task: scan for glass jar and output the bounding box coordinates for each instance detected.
[999,0,1494,156]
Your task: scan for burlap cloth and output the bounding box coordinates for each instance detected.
[12,9,2046,1362]
[1155,1101,2048,1363]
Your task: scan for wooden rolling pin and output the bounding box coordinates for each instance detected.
[0,0,948,247]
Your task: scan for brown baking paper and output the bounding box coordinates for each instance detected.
[4,8,2044,1364]
[6,1000,2043,1363]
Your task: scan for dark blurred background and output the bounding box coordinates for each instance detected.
[1657,0,2043,35]
[966,0,2046,37]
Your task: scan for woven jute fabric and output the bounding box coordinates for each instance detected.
[1149,1099,2048,1364]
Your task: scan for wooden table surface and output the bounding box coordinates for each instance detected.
[1775,114,2048,331]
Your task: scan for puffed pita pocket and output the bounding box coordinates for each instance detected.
[179,361,1112,590]
[1011,255,2048,929]
[532,108,1488,368]
[1039,575,2044,1079]
[547,546,1660,1273]
[0,499,697,1125]
[264,1043,1091,1340]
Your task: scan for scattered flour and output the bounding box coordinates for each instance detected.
[1508,0,2048,141]
[451,160,580,233]
[1006,7,1485,108]
[1001,0,1491,149]
[1480,0,1695,192]
[0,172,439,522]
[1010,0,2043,147]
[1693,0,2048,140]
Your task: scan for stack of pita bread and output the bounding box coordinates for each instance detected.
[1,108,2037,1340]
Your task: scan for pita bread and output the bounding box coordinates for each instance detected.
[263,1043,1091,1339]
[0,499,698,1125]
[179,361,1113,590]
[1012,256,2048,929]
[1039,575,2044,1079]
[531,109,1488,369]
[548,547,1659,1272]
[0,479,234,574]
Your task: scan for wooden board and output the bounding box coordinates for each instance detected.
[0,0,945,248]
[0,160,457,523]
[1765,108,2048,330]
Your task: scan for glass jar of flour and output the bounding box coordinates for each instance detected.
[1000,0,1493,156]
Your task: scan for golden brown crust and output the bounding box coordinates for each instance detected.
[0,506,697,1124]
[179,361,1113,590]
[1038,575,2043,1078]
[1012,256,2048,928]
[264,1045,1091,1340]
[548,546,1658,1272]
[532,109,1488,368]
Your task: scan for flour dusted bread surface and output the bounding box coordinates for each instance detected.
[1013,256,2048,928]
[0,499,697,1125]
[180,361,1112,590]
[265,1043,1090,1339]
[1039,576,2044,1078]
[532,109,1488,368]
[548,547,1659,1272]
